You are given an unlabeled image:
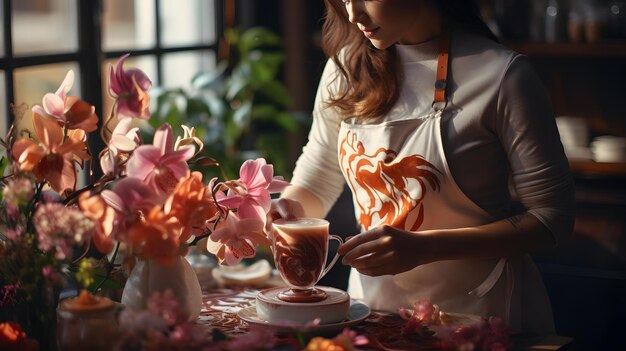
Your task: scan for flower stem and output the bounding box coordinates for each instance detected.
[92,241,120,294]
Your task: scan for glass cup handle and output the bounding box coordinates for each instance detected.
[320,234,344,279]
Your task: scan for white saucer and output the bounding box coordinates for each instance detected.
[237,300,370,335]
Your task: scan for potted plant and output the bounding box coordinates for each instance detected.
[149,26,309,180]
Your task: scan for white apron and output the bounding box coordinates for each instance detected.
[338,110,555,334]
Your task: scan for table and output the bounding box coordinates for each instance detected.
[197,288,573,351]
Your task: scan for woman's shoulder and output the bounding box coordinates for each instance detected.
[451,30,535,85]
[452,30,522,66]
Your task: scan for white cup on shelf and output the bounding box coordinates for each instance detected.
[590,135,626,163]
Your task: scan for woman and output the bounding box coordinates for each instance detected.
[272,0,574,334]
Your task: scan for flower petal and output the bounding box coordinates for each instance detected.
[55,70,75,99]
[126,145,161,180]
[267,177,290,193]
[42,93,66,120]
[33,112,63,150]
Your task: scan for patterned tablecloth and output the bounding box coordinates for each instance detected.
[197,287,443,350]
[198,288,259,337]
[196,288,573,351]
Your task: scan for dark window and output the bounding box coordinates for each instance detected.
[1,0,223,146]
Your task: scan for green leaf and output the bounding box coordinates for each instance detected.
[232,100,252,127]
[192,61,228,90]
[251,104,278,120]
[204,92,228,118]
[274,111,299,132]
[0,156,8,177]
[256,132,290,177]
[238,27,281,54]
[258,80,293,107]
[226,74,249,101]
[249,59,274,86]
[250,51,283,78]
[186,97,211,121]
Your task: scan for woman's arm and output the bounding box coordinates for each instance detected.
[270,185,325,220]
[338,212,553,276]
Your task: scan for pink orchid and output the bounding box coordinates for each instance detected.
[217,158,290,224]
[99,118,141,176]
[109,54,152,119]
[110,118,142,153]
[126,123,194,200]
[32,70,98,132]
[102,177,161,215]
[206,212,269,265]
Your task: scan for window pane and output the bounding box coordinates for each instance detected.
[103,0,156,51]
[14,63,80,132]
[162,50,215,88]
[102,55,157,119]
[160,0,216,47]
[12,0,78,55]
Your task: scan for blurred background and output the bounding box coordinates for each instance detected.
[1,0,625,349]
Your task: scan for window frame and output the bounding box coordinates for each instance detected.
[1,0,224,147]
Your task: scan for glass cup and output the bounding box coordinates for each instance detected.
[271,218,343,302]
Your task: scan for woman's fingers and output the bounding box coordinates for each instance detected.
[350,251,395,270]
[341,238,381,265]
[338,230,379,255]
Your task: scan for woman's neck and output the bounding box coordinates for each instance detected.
[397,5,442,45]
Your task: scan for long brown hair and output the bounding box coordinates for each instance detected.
[322,0,497,120]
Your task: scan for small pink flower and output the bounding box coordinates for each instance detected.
[206,212,269,265]
[108,54,152,119]
[223,325,278,351]
[126,123,194,200]
[34,203,94,260]
[2,178,34,208]
[4,225,24,241]
[217,158,290,224]
[147,290,186,326]
[334,328,369,348]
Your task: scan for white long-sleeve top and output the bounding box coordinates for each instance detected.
[291,30,575,244]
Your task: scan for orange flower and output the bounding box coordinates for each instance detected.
[303,329,368,351]
[63,97,99,132]
[304,337,349,351]
[79,192,119,254]
[11,112,90,195]
[126,207,182,266]
[0,322,39,351]
[164,171,219,242]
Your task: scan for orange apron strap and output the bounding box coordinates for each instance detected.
[432,29,450,110]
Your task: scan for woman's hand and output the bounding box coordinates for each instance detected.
[267,198,305,224]
[267,185,325,227]
[337,225,438,276]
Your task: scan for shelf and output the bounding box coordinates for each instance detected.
[569,160,626,177]
[506,41,626,58]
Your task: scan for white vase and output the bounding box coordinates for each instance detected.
[121,255,203,320]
